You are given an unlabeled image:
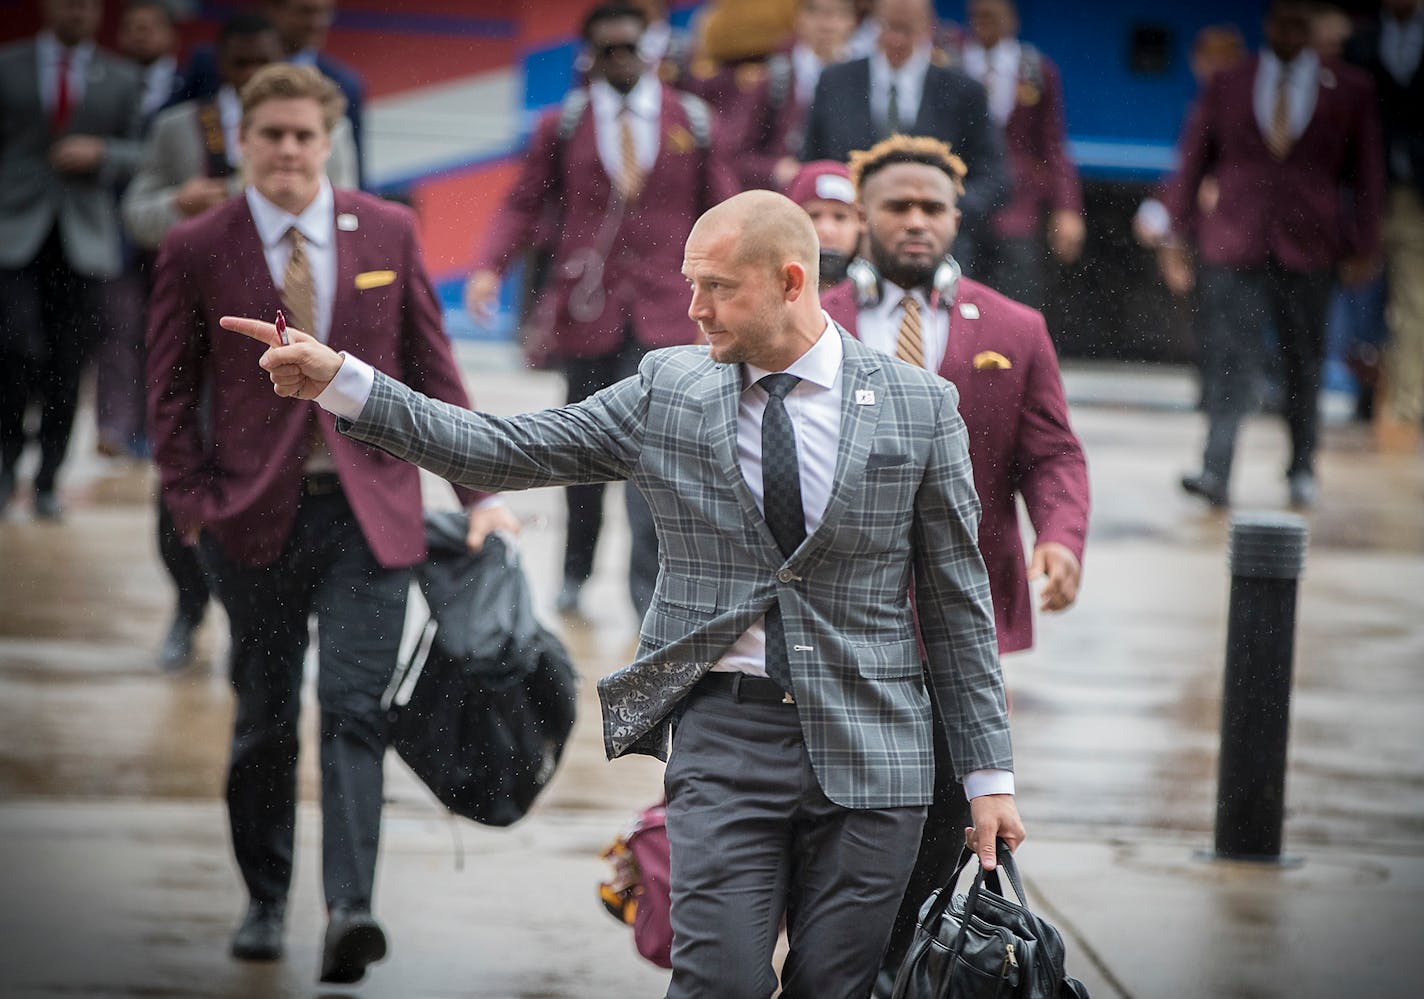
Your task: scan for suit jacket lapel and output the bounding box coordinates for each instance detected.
[848,61,875,146]
[800,331,883,559]
[914,65,940,133]
[330,191,359,348]
[702,360,783,562]
[232,200,281,305]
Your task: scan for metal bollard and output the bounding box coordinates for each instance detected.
[1212,512,1309,862]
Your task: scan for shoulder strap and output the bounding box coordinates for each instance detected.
[557,88,591,142]
[676,91,711,149]
[1018,42,1044,89]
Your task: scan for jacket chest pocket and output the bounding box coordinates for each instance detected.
[654,574,720,622]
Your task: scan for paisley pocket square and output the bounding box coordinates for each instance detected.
[355,270,396,290]
[973,350,1012,370]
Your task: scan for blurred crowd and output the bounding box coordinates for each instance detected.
[1,0,1420,610]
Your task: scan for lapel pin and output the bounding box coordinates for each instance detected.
[959,302,981,319]
[337,213,359,231]
[855,389,876,405]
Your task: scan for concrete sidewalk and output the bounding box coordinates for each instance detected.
[2,357,1421,997]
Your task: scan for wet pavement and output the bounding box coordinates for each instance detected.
[1,351,1422,997]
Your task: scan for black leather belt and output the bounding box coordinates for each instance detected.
[301,472,342,496]
[696,671,795,705]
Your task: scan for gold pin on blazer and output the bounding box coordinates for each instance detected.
[973,350,1012,370]
[355,270,396,290]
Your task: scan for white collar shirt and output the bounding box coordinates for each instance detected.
[1253,49,1319,147]
[244,178,337,344]
[962,39,1020,127]
[870,44,931,132]
[140,55,177,119]
[791,41,830,108]
[216,85,243,169]
[715,315,842,678]
[857,281,949,374]
[589,75,661,185]
[36,31,95,113]
[1381,10,1424,85]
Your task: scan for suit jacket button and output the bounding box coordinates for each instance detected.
[777,568,796,584]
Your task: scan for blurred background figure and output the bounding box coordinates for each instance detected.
[801,0,1008,274]
[172,0,366,188]
[956,0,1083,309]
[783,159,862,288]
[0,0,144,520]
[1347,0,1424,453]
[465,3,736,621]
[94,0,183,464]
[1164,0,1383,510]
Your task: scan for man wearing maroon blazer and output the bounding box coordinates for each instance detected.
[1163,0,1384,509]
[957,0,1084,309]
[146,65,515,985]
[816,136,1088,989]
[466,3,737,619]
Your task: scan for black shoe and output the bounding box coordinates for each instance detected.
[231,900,285,961]
[33,490,63,520]
[1288,471,1317,509]
[1180,473,1228,507]
[555,579,583,615]
[157,613,199,671]
[319,906,387,984]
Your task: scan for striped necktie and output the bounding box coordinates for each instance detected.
[896,295,925,368]
[617,105,644,201]
[1267,74,1293,160]
[282,227,315,337]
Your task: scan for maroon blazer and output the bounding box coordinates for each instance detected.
[475,85,739,364]
[822,277,1089,653]
[147,189,481,568]
[689,52,804,191]
[988,48,1081,239]
[1163,55,1384,272]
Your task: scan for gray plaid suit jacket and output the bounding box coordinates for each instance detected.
[341,329,1012,808]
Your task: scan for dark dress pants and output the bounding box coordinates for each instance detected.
[157,497,211,626]
[1198,262,1333,483]
[0,227,107,492]
[664,681,926,999]
[561,331,659,616]
[199,486,408,911]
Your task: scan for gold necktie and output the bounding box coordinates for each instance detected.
[282,227,316,336]
[896,295,925,368]
[618,106,643,201]
[1267,75,1292,160]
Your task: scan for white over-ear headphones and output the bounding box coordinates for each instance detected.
[847,254,961,309]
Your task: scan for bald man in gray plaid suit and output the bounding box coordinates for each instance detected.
[224,189,1024,998]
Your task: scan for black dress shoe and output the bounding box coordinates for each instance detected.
[157,613,199,671]
[33,490,63,520]
[1180,473,1228,507]
[319,906,387,984]
[231,900,285,961]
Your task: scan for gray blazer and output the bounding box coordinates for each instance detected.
[340,330,1013,809]
[122,98,361,250]
[0,39,144,278]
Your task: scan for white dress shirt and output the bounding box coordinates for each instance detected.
[791,42,831,108]
[1381,9,1424,86]
[1253,49,1319,148]
[589,75,661,186]
[962,39,1020,128]
[216,85,243,170]
[314,318,1011,798]
[139,55,177,119]
[245,178,337,344]
[36,32,94,114]
[857,283,950,374]
[870,44,932,132]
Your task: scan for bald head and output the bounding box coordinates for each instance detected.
[693,190,822,285]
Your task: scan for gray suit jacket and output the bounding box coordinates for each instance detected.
[341,330,1013,809]
[0,39,144,278]
[122,98,361,250]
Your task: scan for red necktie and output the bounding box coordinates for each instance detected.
[52,49,72,133]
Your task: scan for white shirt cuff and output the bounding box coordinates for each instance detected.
[1135,197,1169,239]
[314,352,375,421]
[963,769,1015,800]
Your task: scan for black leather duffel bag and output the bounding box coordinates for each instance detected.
[890,841,1089,999]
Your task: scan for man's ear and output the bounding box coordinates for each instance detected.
[784,260,809,301]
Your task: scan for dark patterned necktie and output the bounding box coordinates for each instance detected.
[759,373,805,694]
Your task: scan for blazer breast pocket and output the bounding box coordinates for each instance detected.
[652,574,719,623]
[865,451,911,471]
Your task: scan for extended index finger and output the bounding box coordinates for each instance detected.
[219,315,282,348]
